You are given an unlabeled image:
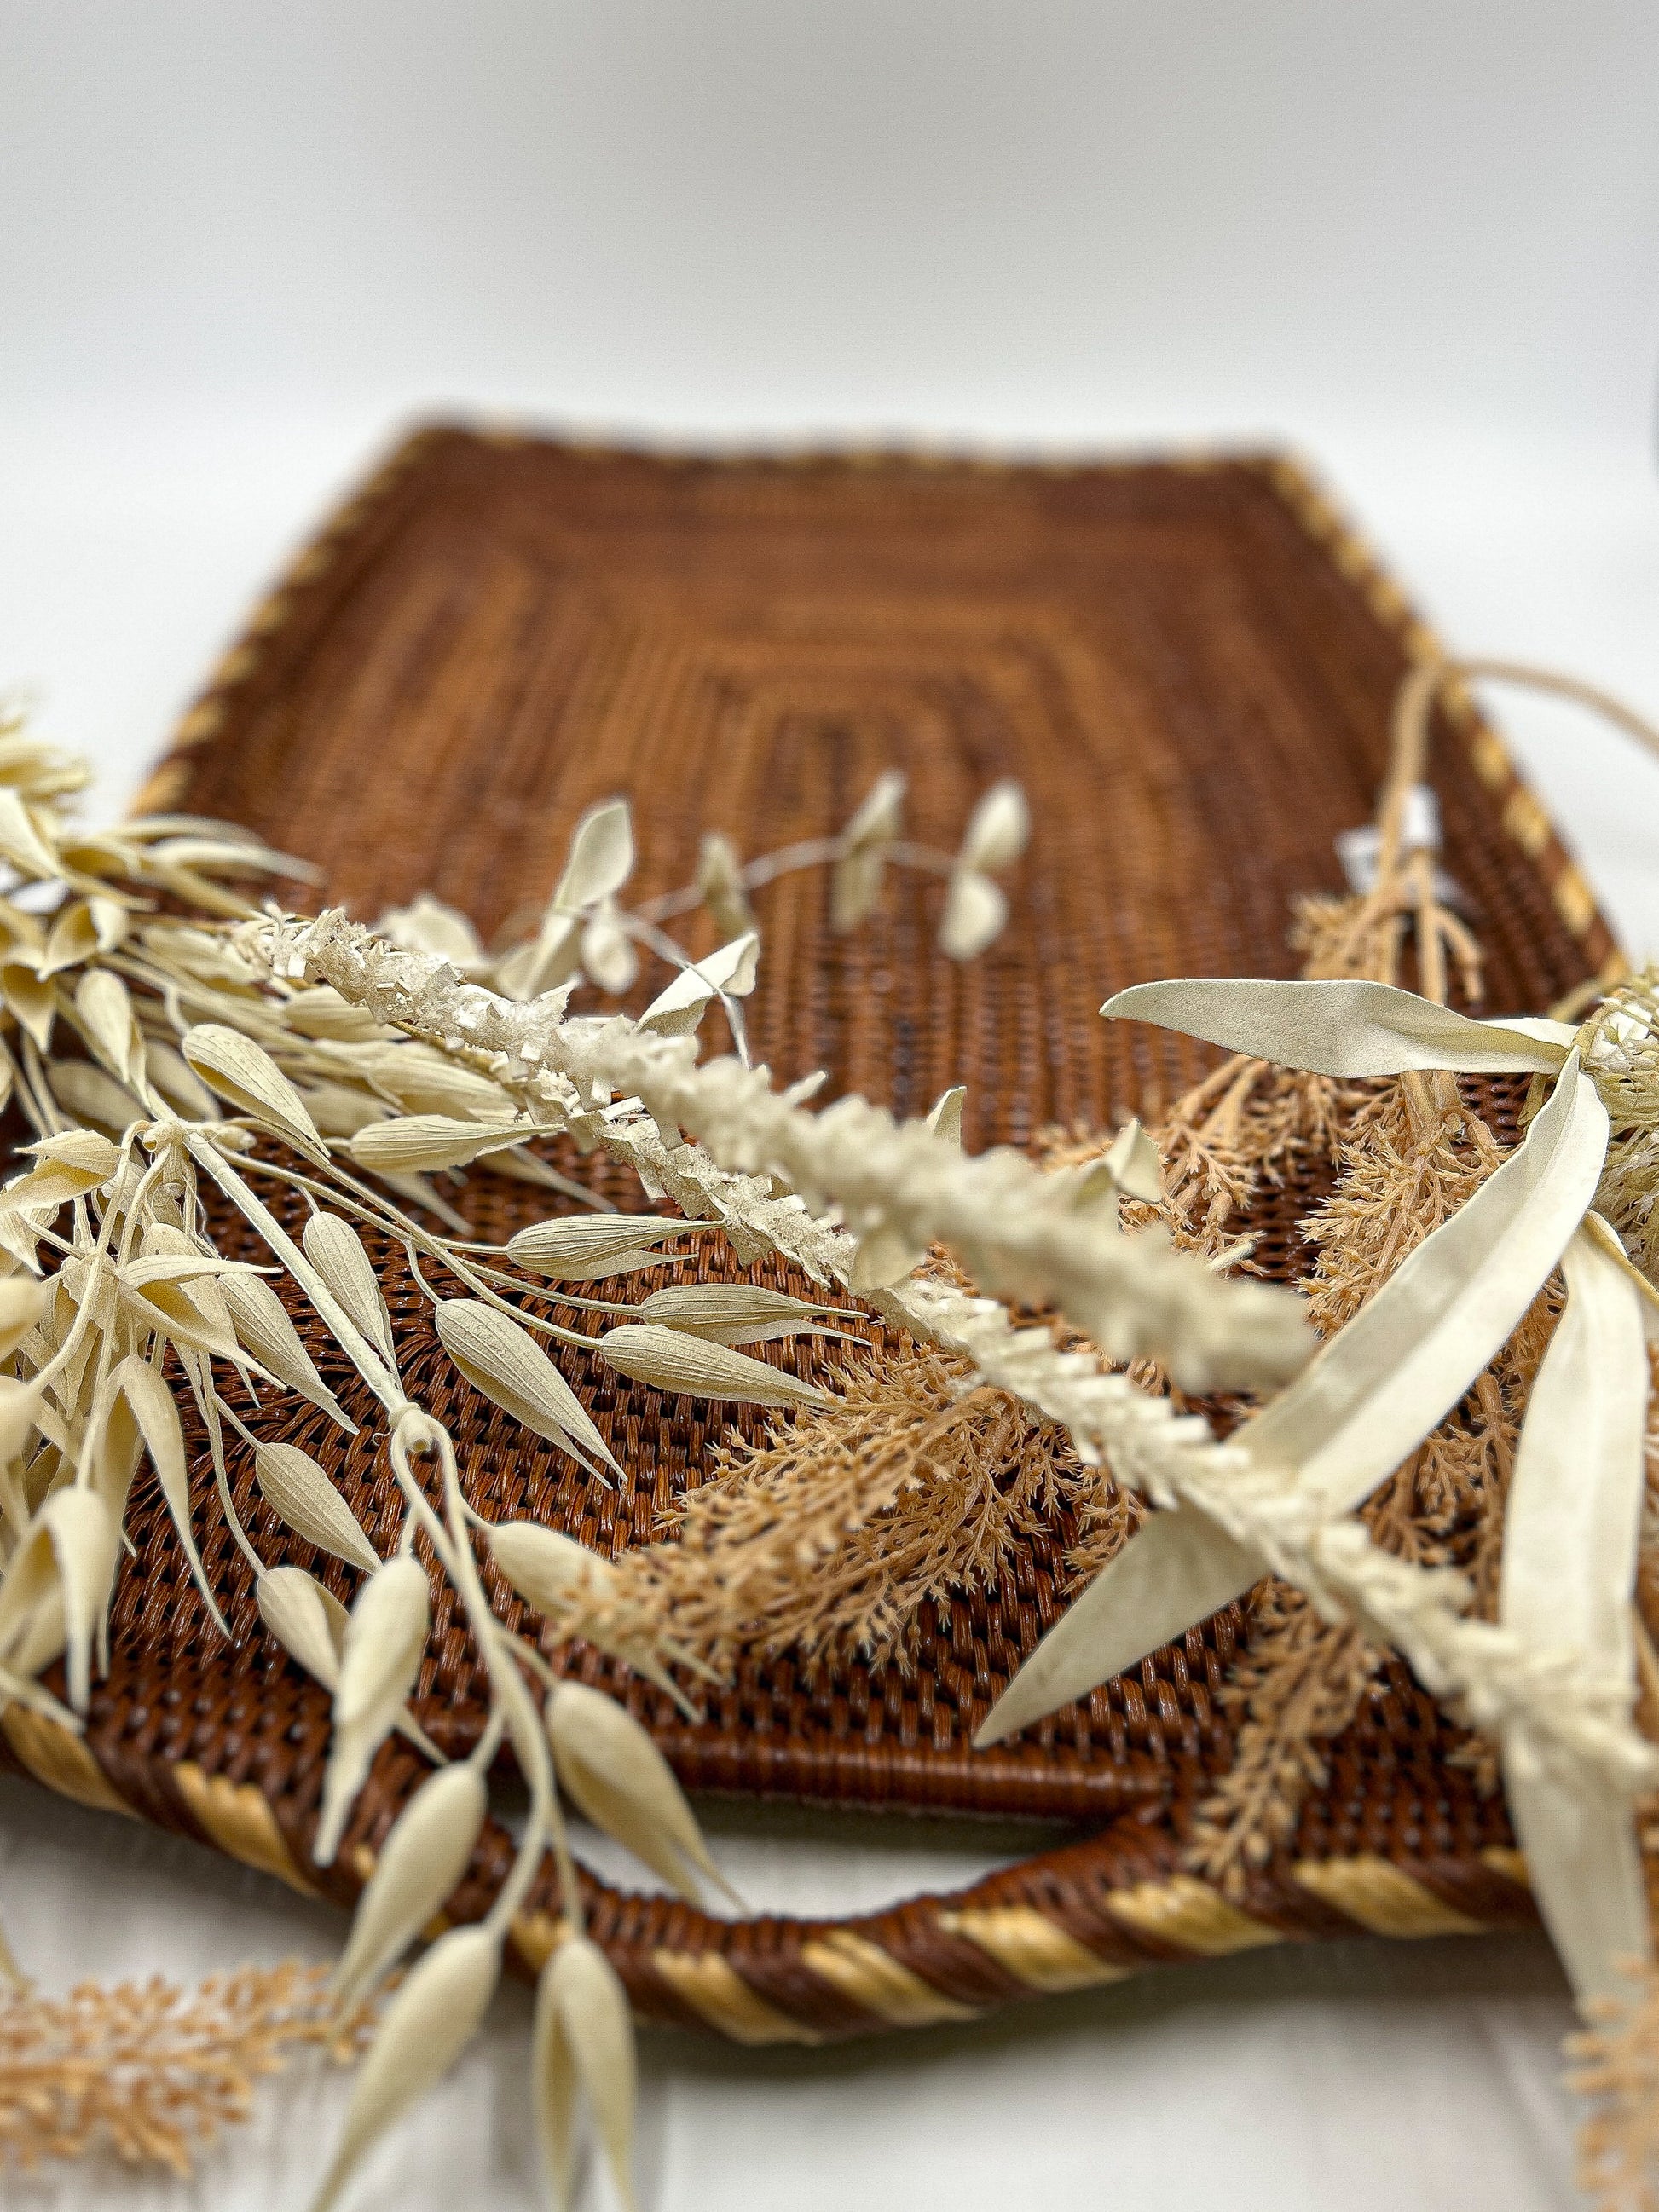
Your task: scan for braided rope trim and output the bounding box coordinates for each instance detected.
[0,1716,1538,2045]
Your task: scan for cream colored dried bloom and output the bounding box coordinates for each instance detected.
[315,1924,501,2212]
[546,1681,731,1906]
[315,1556,431,1866]
[254,1443,381,1574]
[599,1322,831,1411]
[534,1934,637,2212]
[434,1300,620,1476]
[332,1763,488,2013]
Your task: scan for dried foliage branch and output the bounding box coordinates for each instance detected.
[0,733,1068,2205]
[1569,1959,1659,2212]
[0,1961,349,2175]
[594,1338,1136,1668]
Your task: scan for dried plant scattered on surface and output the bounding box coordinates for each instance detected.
[0,1961,352,2175]
[3,654,1659,2202]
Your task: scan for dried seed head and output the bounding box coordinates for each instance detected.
[144,1037,218,1120]
[47,1057,142,1135]
[632,1282,858,1349]
[0,1488,120,1712]
[488,1521,616,1617]
[354,1041,517,1122]
[218,1270,354,1429]
[348,1114,531,1175]
[506,1214,709,1284]
[73,967,145,1088]
[302,1213,398,1375]
[181,1025,327,1162]
[280,985,392,1042]
[598,1324,830,1411]
[315,1923,502,2212]
[257,1565,350,1689]
[0,1279,48,1361]
[534,1932,638,2212]
[332,1763,488,2013]
[433,1300,618,1476]
[547,1679,729,1905]
[255,1442,381,1574]
[108,1354,228,1636]
[315,1555,431,1866]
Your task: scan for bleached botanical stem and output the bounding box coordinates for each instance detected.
[260,912,1312,1396]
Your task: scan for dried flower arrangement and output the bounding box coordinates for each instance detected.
[3,637,1659,2209]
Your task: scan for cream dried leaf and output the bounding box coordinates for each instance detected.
[332,1764,488,2013]
[255,1442,381,1574]
[280,984,394,1042]
[433,1301,618,1477]
[924,1084,966,1146]
[938,868,1007,961]
[598,1323,830,1411]
[830,770,905,930]
[695,831,757,940]
[553,800,634,914]
[374,892,486,972]
[580,901,639,995]
[506,1213,709,1284]
[958,778,1030,873]
[637,933,759,1037]
[314,1924,501,2212]
[546,1680,730,1905]
[0,1130,121,1218]
[534,1932,638,2212]
[848,1220,928,1292]
[182,1024,327,1161]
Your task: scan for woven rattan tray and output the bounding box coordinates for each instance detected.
[2,427,1621,2043]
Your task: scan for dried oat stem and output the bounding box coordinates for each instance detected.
[261,909,1312,1395]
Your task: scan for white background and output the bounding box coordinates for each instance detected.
[3,5,1659,2207]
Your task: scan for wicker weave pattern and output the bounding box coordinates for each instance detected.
[3,428,1612,2038]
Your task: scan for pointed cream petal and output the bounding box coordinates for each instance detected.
[975,1506,1257,1745]
[980,1058,1607,1742]
[1101,977,1572,1077]
[1247,1057,1608,1508]
[1500,1224,1652,2004]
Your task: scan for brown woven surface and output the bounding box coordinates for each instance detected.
[3,427,1616,2038]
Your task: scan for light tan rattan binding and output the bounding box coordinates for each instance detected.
[6,426,1613,2041]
